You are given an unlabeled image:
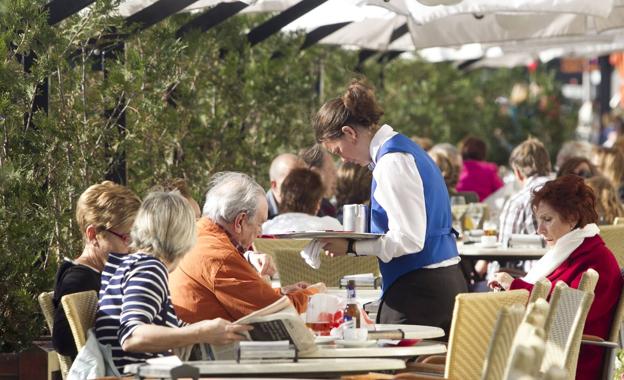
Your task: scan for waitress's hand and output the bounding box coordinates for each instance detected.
[487,272,514,291]
[320,238,349,257]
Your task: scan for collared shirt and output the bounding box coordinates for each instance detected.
[499,174,553,247]
[216,222,247,256]
[356,124,459,268]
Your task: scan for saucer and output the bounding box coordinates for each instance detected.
[315,336,337,345]
[477,242,500,248]
[334,339,378,348]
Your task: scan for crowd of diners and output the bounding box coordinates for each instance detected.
[51,78,624,379]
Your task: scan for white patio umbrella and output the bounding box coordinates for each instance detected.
[402,5,624,50]
[367,0,616,26]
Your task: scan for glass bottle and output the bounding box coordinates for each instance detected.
[343,280,361,328]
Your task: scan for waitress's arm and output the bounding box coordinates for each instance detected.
[356,153,427,263]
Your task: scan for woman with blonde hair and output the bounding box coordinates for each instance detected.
[592,146,624,201]
[52,181,141,359]
[95,191,250,373]
[586,175,624,224]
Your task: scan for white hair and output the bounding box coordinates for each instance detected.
[130,191,196,264]
[555,140,593,169]
[203,172,265,224]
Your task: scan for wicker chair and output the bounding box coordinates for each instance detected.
[580,268,624,379]
[61,290,98,352]
[540,278,595,379]
[253,238,380,287]
[600,225,624,267]
[527,278,552,305]
[498,299,550,380]
[480,303,526,380]
[398,289,530,380]
[38,291,72,379]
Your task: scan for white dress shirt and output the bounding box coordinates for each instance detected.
[355,125,460,268]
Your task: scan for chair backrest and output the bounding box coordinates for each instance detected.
[38,291,72,379]
[600,225,624,267]
[61,290,98,352]
[445,289,529,380]
[498,299,550,380]
[480,303,526,380]
[253,238,380,286]
[503,332,547,380]
[608,268,624,344]
[613,217,624,225]
[528,278,552,305]
[541,281,595,378]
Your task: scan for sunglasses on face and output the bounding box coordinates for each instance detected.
[106,228,130,244]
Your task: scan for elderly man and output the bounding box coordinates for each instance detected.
[169,172,324,323]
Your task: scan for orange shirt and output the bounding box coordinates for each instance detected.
[169,218,315,323]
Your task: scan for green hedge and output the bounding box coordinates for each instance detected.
[0,0,576,352]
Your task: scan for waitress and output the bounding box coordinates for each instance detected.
[317,79,467,333]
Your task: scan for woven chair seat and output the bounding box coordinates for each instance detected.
[600,225,624,267]
[61,290,98,352]
[253,238,380,287]
[38,291,72,379]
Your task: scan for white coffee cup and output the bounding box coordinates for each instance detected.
[343,327,368,341]
[481,235,498,247]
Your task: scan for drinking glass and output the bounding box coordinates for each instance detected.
[466,204,484,230]
[450,196,466,235]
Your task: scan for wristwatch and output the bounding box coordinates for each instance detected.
[346,239,358,257]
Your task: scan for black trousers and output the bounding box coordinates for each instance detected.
[376,263,467,340]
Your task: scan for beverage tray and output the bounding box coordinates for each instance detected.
[263,231,383,240]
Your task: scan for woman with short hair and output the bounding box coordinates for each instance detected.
[95,191,250,373]
[53,181,141,358]
[556,156,597,179]
[489,175,623,380]
[262,168,342,233]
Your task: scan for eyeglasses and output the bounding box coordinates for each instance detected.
[106,228,130,244]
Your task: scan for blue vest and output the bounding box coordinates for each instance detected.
[371,133,458,294]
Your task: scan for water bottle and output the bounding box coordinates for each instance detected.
[487,261,500,282]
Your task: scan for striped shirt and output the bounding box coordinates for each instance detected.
[498,175,552,247]
[95,252,181,373]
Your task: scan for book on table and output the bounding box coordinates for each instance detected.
[210,296,317,361]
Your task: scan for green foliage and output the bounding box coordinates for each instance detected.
[0,1,577,352]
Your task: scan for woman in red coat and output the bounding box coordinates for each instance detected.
[489,174,623,380]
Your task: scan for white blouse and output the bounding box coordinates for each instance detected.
[356,125,460,268]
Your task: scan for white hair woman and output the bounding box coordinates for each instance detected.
[170,172,324,324]
[95,191,250,373]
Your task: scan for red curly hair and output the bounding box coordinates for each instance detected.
[531,174,598,228]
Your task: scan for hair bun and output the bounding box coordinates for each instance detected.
[341,79,383,126]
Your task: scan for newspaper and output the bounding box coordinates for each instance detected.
[210,296,317,360]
